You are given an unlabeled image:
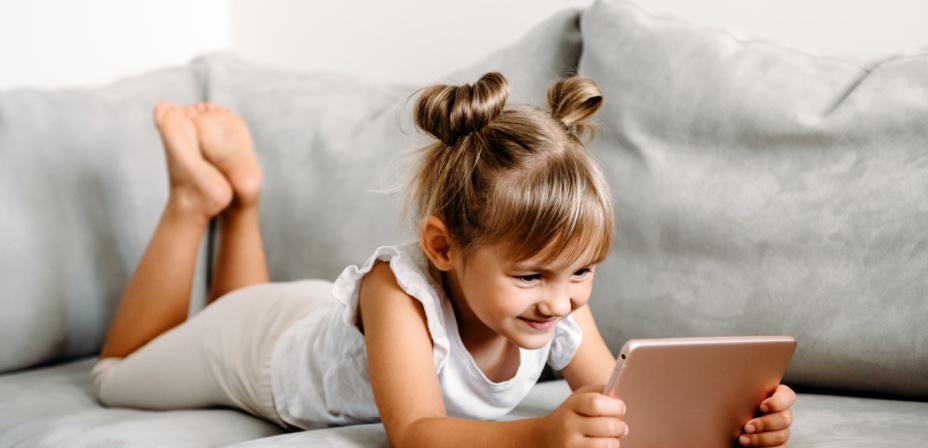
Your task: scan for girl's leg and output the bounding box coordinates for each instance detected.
[191,103,269,302]
[93,280,332,423]
[95,103,286,419]
[100,103,233,359]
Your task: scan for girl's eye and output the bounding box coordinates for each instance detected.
[517,274,541,283]
[573,268,592,278]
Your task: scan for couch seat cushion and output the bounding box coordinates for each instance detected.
[230,379,928,447]
[0,358,283,447]
[4,360,927,447]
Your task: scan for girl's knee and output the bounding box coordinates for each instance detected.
[90,357,122,406]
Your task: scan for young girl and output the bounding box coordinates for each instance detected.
[94,73,796,447]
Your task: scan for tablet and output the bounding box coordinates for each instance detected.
[603,336,797,448]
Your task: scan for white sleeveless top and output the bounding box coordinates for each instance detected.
[269,242,583,429]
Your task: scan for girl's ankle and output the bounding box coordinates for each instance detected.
[224,198,261,217]
[163,201,216,230]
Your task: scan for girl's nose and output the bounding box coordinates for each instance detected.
[538,285,573,318]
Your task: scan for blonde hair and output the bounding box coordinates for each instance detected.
[407,72,613,264]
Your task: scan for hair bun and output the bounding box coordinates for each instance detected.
[414,72,509,146]
[548,76,603,140]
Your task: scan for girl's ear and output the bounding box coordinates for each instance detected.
[420,216,456,271]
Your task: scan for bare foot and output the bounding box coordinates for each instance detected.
[190,103,262,207]
[153,102,233,220]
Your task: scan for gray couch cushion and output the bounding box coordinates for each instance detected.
[5,358,927,447]
[0,358,283,447]
[0,67,208,373]
[200,7,584,284]
[579,0,928,399]
[229,380,928,447]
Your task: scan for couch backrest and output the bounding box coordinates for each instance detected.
[580,0,928,400]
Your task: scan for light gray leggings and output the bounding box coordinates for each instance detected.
[92,280,336,428]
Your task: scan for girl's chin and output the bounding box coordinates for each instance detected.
[508,319,558,349]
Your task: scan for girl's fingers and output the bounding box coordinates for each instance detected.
[742,385,795,447]
[759,385,797,413]
[570,388,626,418]
[739,428,790,447]
[744,409,793,433]
[577,416,629,439]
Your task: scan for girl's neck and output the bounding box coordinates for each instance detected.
[463,332,521,383]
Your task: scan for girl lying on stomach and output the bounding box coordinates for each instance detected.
[93,72,795,447]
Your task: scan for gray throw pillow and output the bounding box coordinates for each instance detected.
[580,0,928,399]
[0,67,206,372]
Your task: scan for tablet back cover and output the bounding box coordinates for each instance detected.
[605,336,796,448]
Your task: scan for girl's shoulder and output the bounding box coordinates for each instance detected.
[332,242,453,371]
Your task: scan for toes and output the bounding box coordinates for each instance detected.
[153,101,177,124]
[153,102,224,120]
[154,102,227,123]
[183,105,200,120]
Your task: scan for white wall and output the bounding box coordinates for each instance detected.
[229,0,928,86]
[1,1,927,90]
[229,0,594,86]
[0,0,231,89]
[631,0,928,61]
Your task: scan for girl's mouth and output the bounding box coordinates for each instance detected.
[519,317,557,331]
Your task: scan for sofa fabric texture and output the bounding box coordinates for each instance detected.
[580,0,928,400]
[1,1,926,446]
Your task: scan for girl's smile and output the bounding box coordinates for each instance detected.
[518,316,559,332]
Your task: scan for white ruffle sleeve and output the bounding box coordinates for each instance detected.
[331,243,452,373]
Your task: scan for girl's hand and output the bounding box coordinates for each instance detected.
[739,384,797,447]
[537,385,628,448]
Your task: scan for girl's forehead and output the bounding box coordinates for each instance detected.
[485,238,601,270]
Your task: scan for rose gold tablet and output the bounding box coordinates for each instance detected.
[603,336,797,448]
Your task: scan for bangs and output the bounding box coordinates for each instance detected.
[480,146,614,266]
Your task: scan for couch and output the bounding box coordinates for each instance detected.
[1,1,926,446]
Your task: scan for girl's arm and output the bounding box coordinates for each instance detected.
[358,262,627,448]
[560,305,617,390]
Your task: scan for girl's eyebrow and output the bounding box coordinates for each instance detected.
[511,264,550,273]
[510,260,595,273]
[508,259,551,272]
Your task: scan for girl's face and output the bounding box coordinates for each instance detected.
[443,241,598,350]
